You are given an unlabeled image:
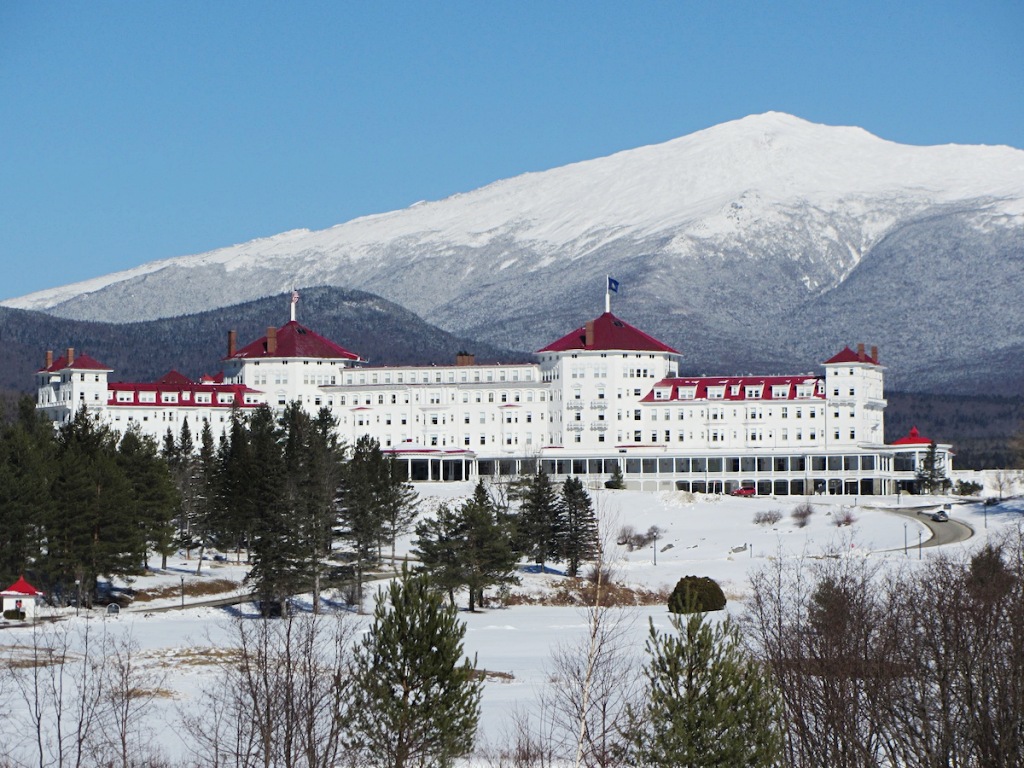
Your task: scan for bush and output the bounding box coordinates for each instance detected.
[834,509,857,527]
[955,480,983,497]
[3,609,26,621]
[617,525,663,551]
[604,464,625,489]
[754,509,782,526]
[668,575,727,614]
[792,502,814,528]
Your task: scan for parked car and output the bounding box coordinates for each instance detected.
[931,511,949,522]
[731,487,756,497]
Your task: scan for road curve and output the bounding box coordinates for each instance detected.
[886,505,974,549]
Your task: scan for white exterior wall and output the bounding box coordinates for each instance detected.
[323,363,550,451]
[37,366,111,425]
[539,349,679,451]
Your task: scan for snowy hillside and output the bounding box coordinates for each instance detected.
[5,112,1024,393]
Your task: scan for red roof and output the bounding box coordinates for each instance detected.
[641,375,824,403]
[892,426,934,446]
[538,312,679,354]
[230,321,363,361]
[107,372,262,408]
[39,353,112,373]
[824,346,880,365]
[2,576,43,596]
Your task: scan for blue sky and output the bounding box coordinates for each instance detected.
[1,1,1022,301]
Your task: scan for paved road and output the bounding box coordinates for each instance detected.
[884,504,974,550]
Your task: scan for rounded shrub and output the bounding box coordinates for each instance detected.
[667,575,727,614]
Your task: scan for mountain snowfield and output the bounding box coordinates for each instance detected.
[6,112,1024,392]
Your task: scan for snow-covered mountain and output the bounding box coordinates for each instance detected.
[6,112,1024,393]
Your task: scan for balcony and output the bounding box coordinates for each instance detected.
[590,400,608,410]
[566,401,584,411]
[589,422,609,431]
[567,423,585,432]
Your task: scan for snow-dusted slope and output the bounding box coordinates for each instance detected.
[5,112,1024,392]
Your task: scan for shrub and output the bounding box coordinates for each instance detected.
[834,509,857,527]
[792,502,814,528]
[668,575,727,614]
[955,480,983,497]
[604,464,625,489]
[617,525,663,551]
[754,509,782,526]
[3,609,26,621]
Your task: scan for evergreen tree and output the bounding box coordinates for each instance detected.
[604,462,625,489]
[559,476,599,577]
[349,568,482,768]
[118,424,179,569]
[244,404,296,616]
[335,435,392,604]
[414,502,464,606]
[381,458,419,563]
[517,470,563,570]
[627,610,782,768]
[213,409,255,560]
[192,419,218,574]
[416,482,518,611]
[0,398,55,584]
[47,408,142,605]
[915,441,948,494]
[279,403,345,613]
[457,482,518,611]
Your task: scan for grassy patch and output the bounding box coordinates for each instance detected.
[132,578,240,603]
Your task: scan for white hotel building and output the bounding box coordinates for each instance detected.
[35,298,951,495]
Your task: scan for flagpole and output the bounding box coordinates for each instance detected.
[605,275,611,314]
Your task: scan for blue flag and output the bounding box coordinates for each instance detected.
[608,277,619,293]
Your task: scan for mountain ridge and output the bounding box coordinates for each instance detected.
[4,112,1022,395]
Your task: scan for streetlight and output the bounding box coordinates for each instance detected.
[74,579,81,617]
[904,523,908,556]
[652,530,657,566]
[180,576,185,609]
[918,530,923,560]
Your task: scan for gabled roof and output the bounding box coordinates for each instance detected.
[892,426,934,446]
[641,375,824,403]
[824,346,880,365]
[39,353,112,373]
[229,321,363,361]
[157,370,192,386]
[1,576,43,596]
[538,312,679,354]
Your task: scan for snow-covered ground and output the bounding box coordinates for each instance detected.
[2,486,1019,761]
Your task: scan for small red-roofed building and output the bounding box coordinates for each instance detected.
[2,576,45,620]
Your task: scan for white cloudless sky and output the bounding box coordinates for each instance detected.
[1,1,1021,299]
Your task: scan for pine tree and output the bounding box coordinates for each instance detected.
[0,398,54,584]
[517,470,563,570]
[335,435,392,604]
[627,610,782,768]
[192,419,218,574]
[213,409,255,561]
[559,476,599,577]
[414,502,464,606]
[47,408,142,605]
[244,404,296,616]
[915,441,949,495]
[118,424,179,569]
[279,403,345,613]
[416,482,518,611]
[349,568,482,768]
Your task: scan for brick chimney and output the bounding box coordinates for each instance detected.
[66,347,75,366]
[871,346,879,364]
[585,320,595,348]
[857,343,865,362]
[266,327,277,356]
[455,352,475,367]
[227,330,237,358]
[45,350,53,369]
